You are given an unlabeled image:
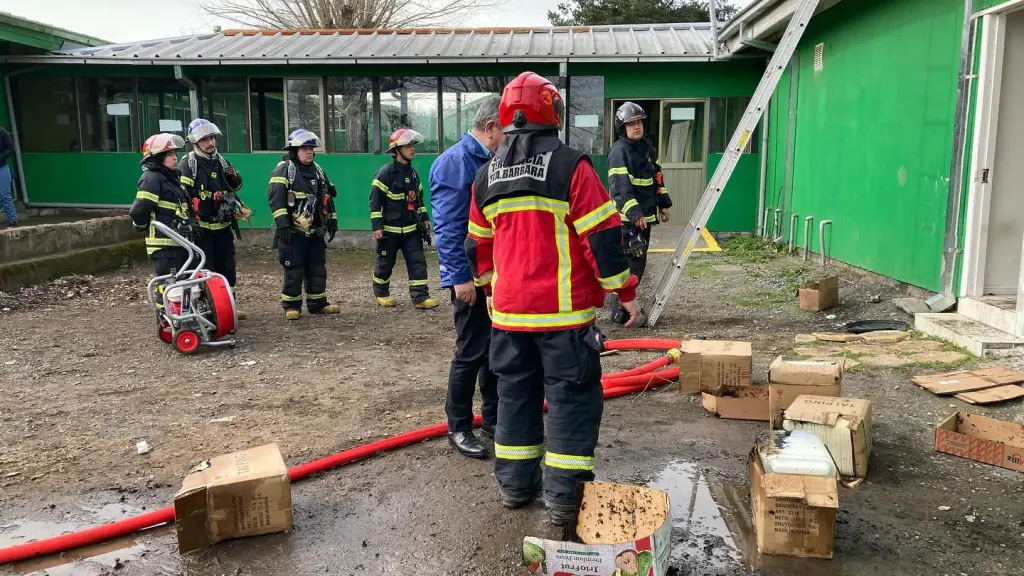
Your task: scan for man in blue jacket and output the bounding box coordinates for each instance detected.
[430,96,504,459]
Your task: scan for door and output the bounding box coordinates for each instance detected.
[658,100,709,225]
[984,10,1024,295]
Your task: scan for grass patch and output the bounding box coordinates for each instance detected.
[719,236,780,264]
[732,289,792,309]
[687,261,715,279]
[777,263,812,291]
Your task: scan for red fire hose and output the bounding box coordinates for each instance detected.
[0,338,682,566]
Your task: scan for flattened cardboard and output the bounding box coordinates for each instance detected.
[954,385,1024,405]
[701,387,770,421]
[798,276,839,312]
[912,372,1003,395]
[783,396,873,478]
[748,448,838,559]
[678,349,701,394]
[679,340,752,395]
[934,412,1024,472]
[768,357,843,424]
[971,366,1024,385]
[174,443,293,554]
[523,482,672,576]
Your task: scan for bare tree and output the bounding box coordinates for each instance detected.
[199,0,498,29]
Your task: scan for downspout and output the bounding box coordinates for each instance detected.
[4,66,43,208]
[174,65,199,120]
[931,0,977,311]
[757,105,769,235]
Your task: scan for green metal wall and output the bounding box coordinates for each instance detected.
[765,0,965,291]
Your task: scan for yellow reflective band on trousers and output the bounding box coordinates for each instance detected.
[494,443,544,461]
[373,276,389,285]
[382,224,418,234]
[272,208,288,219]
[573,200,617,235]
[598,268,630,290]
[199,221,232,230]
[553,213,572,313]
[136,191,159,203]
[408,279,429,287]
[306,292,326,300]
[468,221,493,238]
[482,195,569,223]
[491,308,596,329]
[544,451,595,471]
[281,294,303,302]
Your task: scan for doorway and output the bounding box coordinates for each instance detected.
[609,98,709,225]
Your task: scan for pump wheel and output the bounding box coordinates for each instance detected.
[158,322,173,344]
[175,330,200,354]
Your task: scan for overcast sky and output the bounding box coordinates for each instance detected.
[0,0,754,44]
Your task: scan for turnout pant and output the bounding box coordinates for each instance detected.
[198,227,237,288]
[609,225,652,314]
[445,286,499,433]
[373,231,429,303]
[277,233,330,312]
[153,248,190,278]
[489,324,604,508]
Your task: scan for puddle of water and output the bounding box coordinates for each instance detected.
[0,502,164,575]
[647,460,840,576]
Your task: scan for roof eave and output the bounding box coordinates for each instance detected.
[719,0,845,53]
[0,54,716,66]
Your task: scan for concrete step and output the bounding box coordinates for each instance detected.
[0,240,146,293]
[915,312,1022,357]
[959,296,1017,335]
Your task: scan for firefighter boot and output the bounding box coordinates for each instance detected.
[500,468,543,509]
[285,310,301,320]
[376,296,397,307]
[316,304,341,314]
[415,297,440,310]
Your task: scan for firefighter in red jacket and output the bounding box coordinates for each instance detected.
[465,71,641,525]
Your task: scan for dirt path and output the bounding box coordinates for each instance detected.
[1,240,1022,575]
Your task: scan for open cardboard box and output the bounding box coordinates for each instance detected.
[935,411,1024,472]
[523,482,671,576]
[701,386,770,421]
[768,356,843,425]
[783,395,872,479]
[679,340,752,395]
[798,276,839,312]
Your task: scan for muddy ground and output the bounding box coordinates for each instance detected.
[1,234,1022,576]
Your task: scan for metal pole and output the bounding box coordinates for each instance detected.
[803,215,813,261]
[933,0,977,310]
[174,65,199,120]
[819,219,832,266]
[756,104,770,236]
[788,213,799,254]
[4,75,30,207]
[773,208,783,242]
[709,0,720,59]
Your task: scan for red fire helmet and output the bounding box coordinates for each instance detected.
[499,72,564,132]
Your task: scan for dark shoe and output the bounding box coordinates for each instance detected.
[500,468,542,509]
[448,431,488,459]
[479,423,495,439]
[546,500,577,526]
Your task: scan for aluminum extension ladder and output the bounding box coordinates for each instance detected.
[644,0,823,327]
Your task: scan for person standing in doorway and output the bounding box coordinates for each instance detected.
[429,97,504,459]
[606,102,672,321]
[0,126,18,228]
[369,128,439,309]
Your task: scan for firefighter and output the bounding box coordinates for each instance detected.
[129,133,194,277]
[465,72,642,525]
[267,129,340,320]
[369,128,439,309]
[179,118,249,319]
[606,101,673,322]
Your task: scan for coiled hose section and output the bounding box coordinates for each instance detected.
[0,338,684,565]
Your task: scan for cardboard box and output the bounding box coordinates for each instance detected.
[798,276,839,312]
[934,412,1024,473]
[523,482,671,576]
[174,443,293,554]
[701,386,770,421]
[768,357,843,425]
[783,396,873,478]
[679,340,752,395]
[677,348,701,394]
[748,447,839,559]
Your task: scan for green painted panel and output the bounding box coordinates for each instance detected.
[571,60,765,99]
[706,153,759,232]
[768,0,963,291]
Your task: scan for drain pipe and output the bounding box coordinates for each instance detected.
[762,207,773,239]
[3,66,44,208]
[819,219,833,266]
[710,0,720,59]
[788,213,799,254]
[803,215,813,261]
[772,209,783,243]
[756,109,770,236]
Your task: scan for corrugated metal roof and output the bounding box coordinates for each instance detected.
[5,24,719,65]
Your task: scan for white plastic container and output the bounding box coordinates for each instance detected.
[758,430,836,477]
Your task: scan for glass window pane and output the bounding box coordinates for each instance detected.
[11,76,79,152]
[660,103,705,163]
[568,76,604,156]
[78,78,137,152]
[441,76,506,150]
[249,78,284,151]
[286,78,323,150]
[709,97,758,154]
[202,79,249,153]
[379,77,439,154]
[136,78,190,141]
[327,77,372,153]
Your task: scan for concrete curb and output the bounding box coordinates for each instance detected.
[0,216,138,263]
[0,240,147,293]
